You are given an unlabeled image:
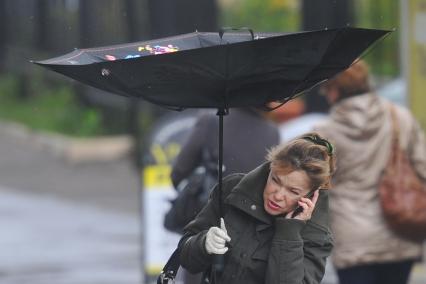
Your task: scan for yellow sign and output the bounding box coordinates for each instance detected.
[143,143,182,189]
[143,165,172,189]
[408,0,426,130]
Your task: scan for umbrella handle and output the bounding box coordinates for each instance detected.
[219,27,254,41]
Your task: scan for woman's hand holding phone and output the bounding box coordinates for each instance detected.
[286,189,319,221]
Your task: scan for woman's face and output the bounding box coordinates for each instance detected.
[263,168,311,216]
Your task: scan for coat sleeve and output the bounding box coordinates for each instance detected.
[265,193,334,284]
[177,177,225,273]
[178,174,243,273]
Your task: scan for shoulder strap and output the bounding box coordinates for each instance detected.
[157,247,180,284]
[388,104,401,164]
[389,104,400,145]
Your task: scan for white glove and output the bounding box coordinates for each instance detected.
[205,218,231,255]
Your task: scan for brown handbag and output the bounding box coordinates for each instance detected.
[379,104,426,243]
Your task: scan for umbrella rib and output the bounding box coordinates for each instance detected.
[80,33,198,52]
[46,33,203,64]
[350,31,392,67]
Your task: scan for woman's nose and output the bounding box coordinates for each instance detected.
[274,189,285,201]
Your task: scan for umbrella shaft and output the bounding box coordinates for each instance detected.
[216,108,228,200]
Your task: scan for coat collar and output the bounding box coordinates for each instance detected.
[224,162,273,225]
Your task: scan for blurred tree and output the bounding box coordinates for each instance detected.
[302,0,354,30]
[354,0,399,78]
[34,0,48,51]
[302,0,354,113]
[219,0,300,32]
[175,0,218,32]
[0,0,7,73]
[148,0,217,37]
[147,0,178,37]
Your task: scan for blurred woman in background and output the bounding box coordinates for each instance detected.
[316,60,426,284]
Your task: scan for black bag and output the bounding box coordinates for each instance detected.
[157,246,212,284]
[158,183,232,284]
[164,167,216,234]
[164,149,218,234]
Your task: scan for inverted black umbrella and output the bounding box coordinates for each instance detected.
[34,27,389,109]
[34,27,390,283]
[34,25,389,207]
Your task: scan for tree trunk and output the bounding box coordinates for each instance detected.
[148,0,217,37]
[0,0,7,72]
[34,0,48,51]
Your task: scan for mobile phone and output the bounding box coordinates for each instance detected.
[291,190,315,218]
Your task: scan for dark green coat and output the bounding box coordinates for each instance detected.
[179,163,334,284]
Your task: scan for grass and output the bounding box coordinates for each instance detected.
[0,74,105,137]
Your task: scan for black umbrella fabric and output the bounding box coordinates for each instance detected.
[34,27,390,110]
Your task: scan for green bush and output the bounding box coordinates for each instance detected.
[0,74,105,137]
[354,0,400,77]
[219,0,301,32]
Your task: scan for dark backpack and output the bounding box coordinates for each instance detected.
[164,165,217,234]
[164,144,218,234]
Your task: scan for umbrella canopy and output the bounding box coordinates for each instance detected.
[34,27,390,110]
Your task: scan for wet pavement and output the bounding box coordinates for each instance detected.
[0,187,140,284]
[0,123,424,284]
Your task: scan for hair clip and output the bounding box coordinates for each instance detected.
[302,135,335,156]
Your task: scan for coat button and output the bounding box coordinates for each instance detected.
[251,204,256,210]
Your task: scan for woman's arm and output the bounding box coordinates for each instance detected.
[178,174,243,273]
[265,192,333,284]
[178,181,223,273]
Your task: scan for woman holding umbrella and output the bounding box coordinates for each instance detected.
[178,133,335,284]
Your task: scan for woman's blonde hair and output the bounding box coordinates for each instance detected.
[266,132,336,190]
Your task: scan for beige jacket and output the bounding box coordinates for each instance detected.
[315,93,426,269]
